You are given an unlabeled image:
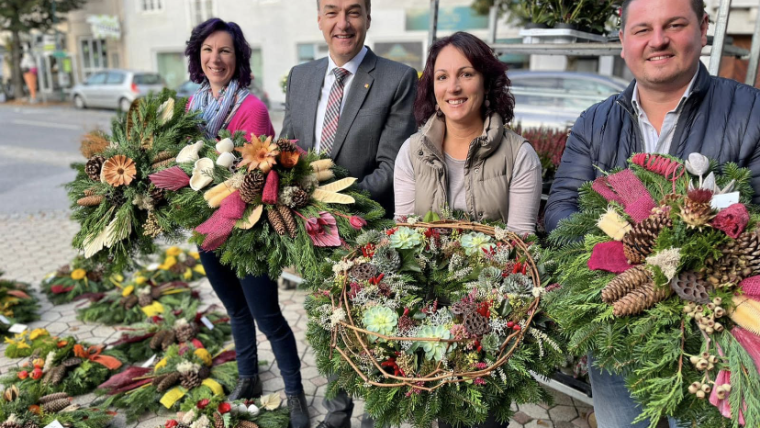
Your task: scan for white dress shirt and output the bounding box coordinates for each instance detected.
[313,46,368,152]
[631,70,698,154]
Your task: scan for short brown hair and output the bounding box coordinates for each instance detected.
[316,0,371,15]
[621,0,705,29]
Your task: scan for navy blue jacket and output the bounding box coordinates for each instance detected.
[545,63,760,233]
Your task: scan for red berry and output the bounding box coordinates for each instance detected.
[196,398,210,409]
[165,420,179,428]
[507,321,515,328]
[512,325,522,331]
[17,370,28,380]
[217,402,232,414]
[31,368,43,380]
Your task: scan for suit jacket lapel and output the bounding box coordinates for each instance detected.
[330,49,376,158]
[299,58,328,152]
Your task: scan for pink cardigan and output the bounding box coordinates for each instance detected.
[188,94,274,141]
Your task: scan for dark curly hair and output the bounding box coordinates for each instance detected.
[414,32,514,127]
[185,18,252,88]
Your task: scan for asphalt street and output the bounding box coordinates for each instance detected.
[0,104,285,215]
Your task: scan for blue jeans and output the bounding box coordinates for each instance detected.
[589,355,687,428]
[199,249,303,395]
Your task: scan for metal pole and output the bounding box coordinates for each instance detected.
[746,7,760,86]
[488,5,498,45]
[428,0,439,48]
[708,0,732,76]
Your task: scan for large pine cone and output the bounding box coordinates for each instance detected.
[161,329,177,350]
[155,372,181,392]
[22,421,39,428]
[86,269,104,282]
[704,230,760,287]
[622,207,672,263]
[276,139,297,153]
[613,282,673,317]
[39,392,68,404]
[463,312,492,336]
[291,187,310,208]
[214,413,225,428]
[0,422,22,428]
[180,371,202,389]
[602,265,651,303]
[277,205,298,238]
[267,208,287,235]
[671,271,711,303]
[42,397,71,413]
[56,264,71,277]
[43,365,67,385]
[239,170,266,204]
[149,330,168,350]
[85,155,106,181]
[174,323,198,343]
[349,263,378,282]
[61,357,83,368]
[237,421,260,428]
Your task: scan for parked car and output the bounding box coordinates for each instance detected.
[509,71,629,130]
[71,70,165,111]
[175,79,271,109]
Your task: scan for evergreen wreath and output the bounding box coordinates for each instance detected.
[40,256,118,305]
[546,153,760,427]
[99,344,237,422]
[103,298,232,363]
[66,91,203,273]
[306,219,563,427]
[159,130,390,280]
[166,394,290,428]
[0,272,39,334]
[0,386,114,428]
[1,336,123,397]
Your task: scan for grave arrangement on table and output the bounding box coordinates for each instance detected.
[0,272,39,337]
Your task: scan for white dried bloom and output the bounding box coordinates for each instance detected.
[190,415,210,428]
[332,260,355,275]
[181,409,196,425]
[228,172,246,190]
[494,226,509,242]
[176,360,200,375]
[42,351,56,373]
[174,318,189,328]
[330,308,347,327]
[137,287,151,296]
[532,287,546,298]
[646,247,682,281]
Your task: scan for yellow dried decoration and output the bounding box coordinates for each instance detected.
[597,207,632,241]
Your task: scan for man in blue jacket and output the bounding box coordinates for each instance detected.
[546,0,760,426]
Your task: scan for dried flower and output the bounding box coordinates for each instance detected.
[102,155,137,187]
[236,136,279,173]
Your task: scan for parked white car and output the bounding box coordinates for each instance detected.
[71,69,166,111]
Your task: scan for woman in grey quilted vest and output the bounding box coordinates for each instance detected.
[394,32,541,236]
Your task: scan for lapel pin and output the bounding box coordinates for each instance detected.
[364,83,369,89]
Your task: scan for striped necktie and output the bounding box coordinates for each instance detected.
[320,67,351,155]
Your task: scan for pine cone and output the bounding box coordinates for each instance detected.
[184,257,197,268]
[671,271,712,304]
[277,205,298,238]
[149,330,168,350]
[85,156,106,181]
[121,294,139,310]
[612,282,673,317]
[107,189,126,207]
[276,139,297,153]
[176,425,191,428]
[151,157,176,169]
[42,398,71,413]
[44,365,67,385]
[151,372,169,387]
[463,312,492,336]
[138,293,153,307]
[198,365,211,380]
[77,195,104,207]
[450,301,477,315]
[61,357,83,368]
[239,170,266,204]
[681,189,714,227]
[349,263,378,281]
[267,208,287,235]
[161,329,177,350]
[237,421,260,428]
[22,421,39,428]
[704,230,760,287]
[149,185,165,203]
[155,372,181,392]
[174,323,198,343]
[152,151,174,164]
[622,207,672,263]
[601,265,651,303]
[180,371,202,389]
[56,264,71,277]
[291,187,310,208]
[214,413,225,428]
[86,269,104,282]
[0,422,22,428]
[39,392,69,404]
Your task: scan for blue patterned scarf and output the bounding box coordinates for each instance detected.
[188,79,249,139]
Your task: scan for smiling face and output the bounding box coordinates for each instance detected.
[433,45,485,126]
[200,30,236,91]
[620,0,707,92]
[318,0,371,66]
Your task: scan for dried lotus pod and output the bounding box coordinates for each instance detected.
[671,271,711,304]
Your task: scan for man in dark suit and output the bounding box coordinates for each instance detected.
[280,0,418,218]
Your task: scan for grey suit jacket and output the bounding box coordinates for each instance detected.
[280,48,418,216]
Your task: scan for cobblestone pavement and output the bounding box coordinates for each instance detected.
[0,211,594,428]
